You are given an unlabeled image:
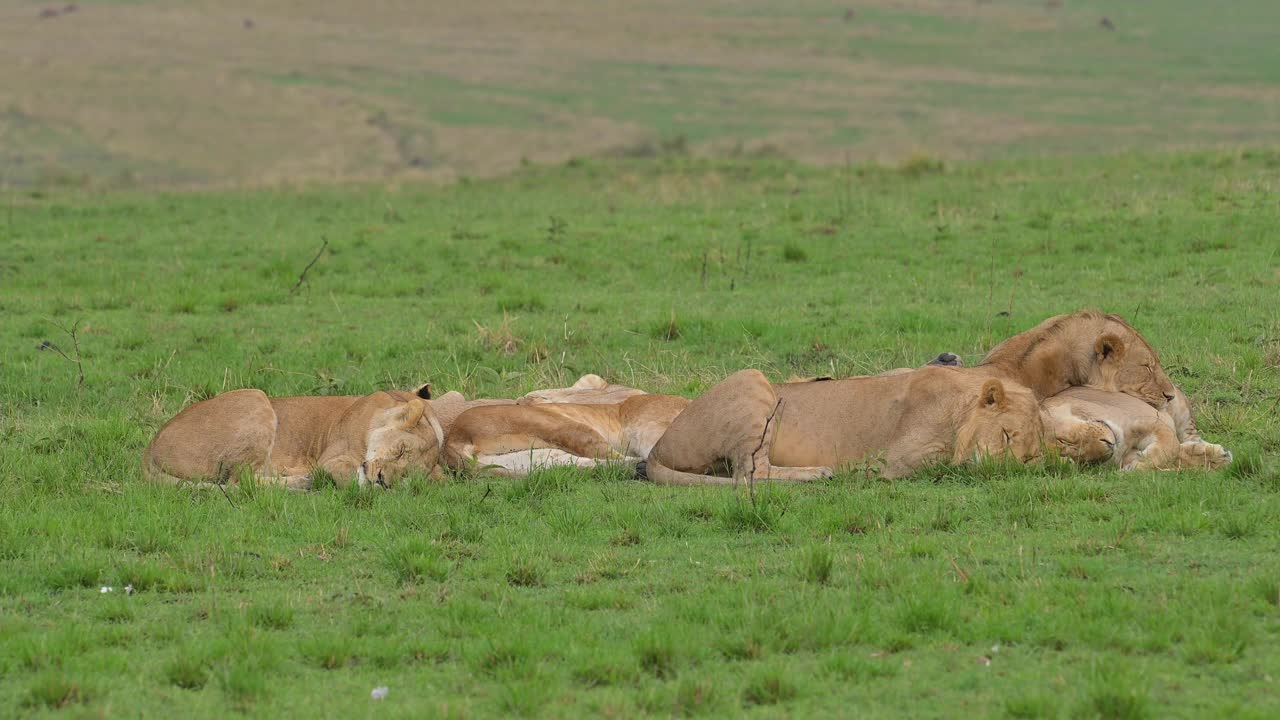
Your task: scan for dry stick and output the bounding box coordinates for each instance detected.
[290,237,329,295]
[38,318,85,387]
[213,462,241,510]
[947,556,971,584]
[745,398,784,509]
[216,480,241,510]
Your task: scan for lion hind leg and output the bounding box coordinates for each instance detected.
[530,422,619,460]
[1121,420,1180,471]
[647,370,828,485]
[143,389,277,483]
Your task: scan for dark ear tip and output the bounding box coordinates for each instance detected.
[415,383,432,399]
[928,352,962,367]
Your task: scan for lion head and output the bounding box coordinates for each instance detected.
[953,379,1046,464]
[1050,416,1118,465]
[1090,331,1176,409]
[359,390,444,489]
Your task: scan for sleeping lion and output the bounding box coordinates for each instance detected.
[143,385,442,489]
[1044,387,1231,471]
[645,367,1047,485]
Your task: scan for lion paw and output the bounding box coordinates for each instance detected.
[1178,441,1232,470]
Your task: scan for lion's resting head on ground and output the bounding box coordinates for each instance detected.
[143,385,443,489]
[357,394,443,487]
[951,377,1047,465]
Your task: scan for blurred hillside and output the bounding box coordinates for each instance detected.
[2,0,1278,188]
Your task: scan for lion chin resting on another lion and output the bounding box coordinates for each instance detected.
[644,366,1048,485]
[143,385,443,490]
[1044,387,1232,471]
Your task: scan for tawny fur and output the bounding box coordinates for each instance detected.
[646,367,1046,485]
[972,310,1224,457]
[1044,387,1230,471]
[143,388,443,489]
[445,394,689,477]
[428,374,650,436]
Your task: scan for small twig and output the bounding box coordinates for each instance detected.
[37,317,85,387]
[212,462,241,510]
[216,481,240,510]
[479,484,492,504]
[290,237,329,295]
[745,397,784,508]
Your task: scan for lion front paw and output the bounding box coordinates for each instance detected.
[1178,441,1232,470]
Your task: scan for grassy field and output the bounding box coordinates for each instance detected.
[2,149,1280,717]
[3,0,1280,188]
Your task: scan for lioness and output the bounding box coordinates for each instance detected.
[445,393,690,476]
[645,367,1045,485]
[143,385,443,489]
[1044,387,1231,471]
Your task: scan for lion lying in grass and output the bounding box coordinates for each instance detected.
[1044,387,1232,471]
[143,385,442,489]
[975,311,1179,407]
[445,393,689,476]
[645,367,1048,485]
[940,310,1227,465]
[428,373,648,435]
[939,310,1229,467]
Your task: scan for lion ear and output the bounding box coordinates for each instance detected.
[571,374,607,390]
[1094,333,1127,363]
[414,383,432,400]
[980,379,1007,410]
[391,398,426,430]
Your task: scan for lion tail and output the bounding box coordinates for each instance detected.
[642,455,741,486]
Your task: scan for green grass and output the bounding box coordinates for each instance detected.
[2,151,1280,716]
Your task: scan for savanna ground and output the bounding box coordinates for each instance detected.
[3,0,1280,188]
[2,149,1279,718]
